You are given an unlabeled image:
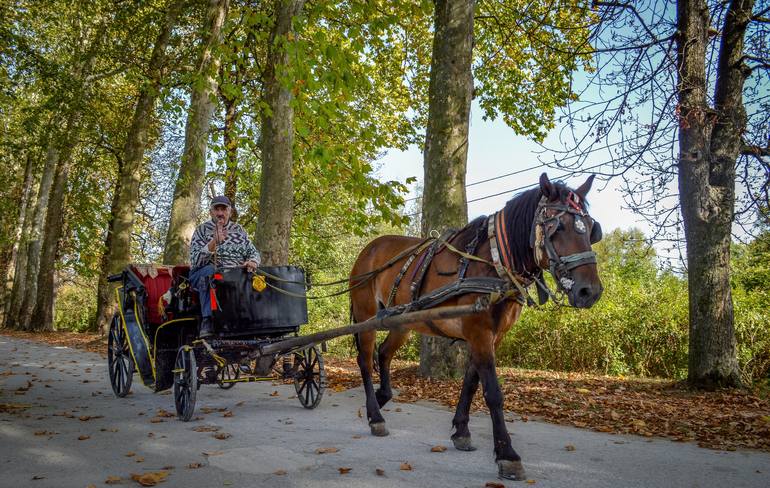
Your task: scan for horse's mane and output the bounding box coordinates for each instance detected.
[448,180,588,277]
[504,181,589,275]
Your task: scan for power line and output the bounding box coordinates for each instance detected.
[403,160,612,218]
[401,136,675,204]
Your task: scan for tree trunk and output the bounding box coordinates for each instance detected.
[163,0,229,265]
[14,143,60,330]
[419,0,474,379]
[222,85,239,222]
[254,0,305,266]
[1,152,37,325]
[31,124,82,331]
[676,0,750,389]
[93,0,185,333]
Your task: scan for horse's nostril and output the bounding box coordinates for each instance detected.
[578,287,591,298]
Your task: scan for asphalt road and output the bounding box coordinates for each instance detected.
[1,335,768,488]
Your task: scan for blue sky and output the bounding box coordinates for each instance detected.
[375,102,654,238]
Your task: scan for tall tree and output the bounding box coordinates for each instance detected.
[163,0,229,264]
[676,0,751,387]
[419,0,475,378]
[1,152,37,325]
[254,0,306,265]
[93,0,185,332]
[16,139,64,330]
[28,12,112,331]
[558,0,770,388]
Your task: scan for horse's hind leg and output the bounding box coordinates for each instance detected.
[451,363,479,451]
[375,330,411,408]
[355,330,389,436]
[473,348,526,480]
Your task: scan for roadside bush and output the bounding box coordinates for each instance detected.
[55,281,98,332]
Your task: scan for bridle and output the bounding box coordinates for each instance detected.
[530,192,602,292]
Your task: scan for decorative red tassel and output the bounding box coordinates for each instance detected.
[210,287,218,311]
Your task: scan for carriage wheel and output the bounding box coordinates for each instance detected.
[217,363,240,389]
[293,346,325,409]
[173,346,197,421]
[107,313,133,398]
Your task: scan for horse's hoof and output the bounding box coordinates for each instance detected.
[497,460,526,481]
[370,422,389,437]
[452,436,476,451]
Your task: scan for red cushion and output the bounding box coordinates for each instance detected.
[130,266,173,325]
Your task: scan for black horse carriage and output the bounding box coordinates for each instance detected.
[106,264,325,420]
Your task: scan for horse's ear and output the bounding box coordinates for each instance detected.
[539,173,556,200]
[575,174,595,199]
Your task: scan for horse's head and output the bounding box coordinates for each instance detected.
[531,173,603,308]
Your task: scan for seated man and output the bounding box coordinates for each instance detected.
[189,195,261,338]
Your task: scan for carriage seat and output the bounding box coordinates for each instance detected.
[129,265,190,325]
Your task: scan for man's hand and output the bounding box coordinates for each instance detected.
[208,223,228,251]
[243,260,258,273]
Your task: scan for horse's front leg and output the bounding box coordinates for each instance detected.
[451,363,479,451]
[355,330,389,436]
[375,330,411,408]
[475,353,526,481]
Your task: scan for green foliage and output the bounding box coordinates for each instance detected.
[731,231,770,383]
[474,1,594,141]
[54,280,98,332]
[497,229,689,378]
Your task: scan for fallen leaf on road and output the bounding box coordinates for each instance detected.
[192,425,220,432]
[485,482,504,488]
[223,411,233,418]
[274,470,287,475]
[526,480,537,484]
[100,428,119,433]
[0,403,31,413]
[212,432,231,440]
[430,445,447,452]
[78,435,90,440]
[31,475,45,480]
[235,401,245,407]
[150,418,165,423]
[202,451,224,457]
[130,470,169,486]
[316,447,339,454]
[200,407,227,414]
[105,476,122,484]
[270,391,280,396]
[338,467,352,474]
[576,388,590,394]
[375,468,385,476]
[565,444,576,451]
[188,463,203,469]
[135,457,145,463]
[126,452,136,457]
[79,415,103,421]
[400,462,412,471]
[155,409,175,418]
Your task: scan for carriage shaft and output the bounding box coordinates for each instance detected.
[258,297,490,356]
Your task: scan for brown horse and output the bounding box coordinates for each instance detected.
[349,173,604,480]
